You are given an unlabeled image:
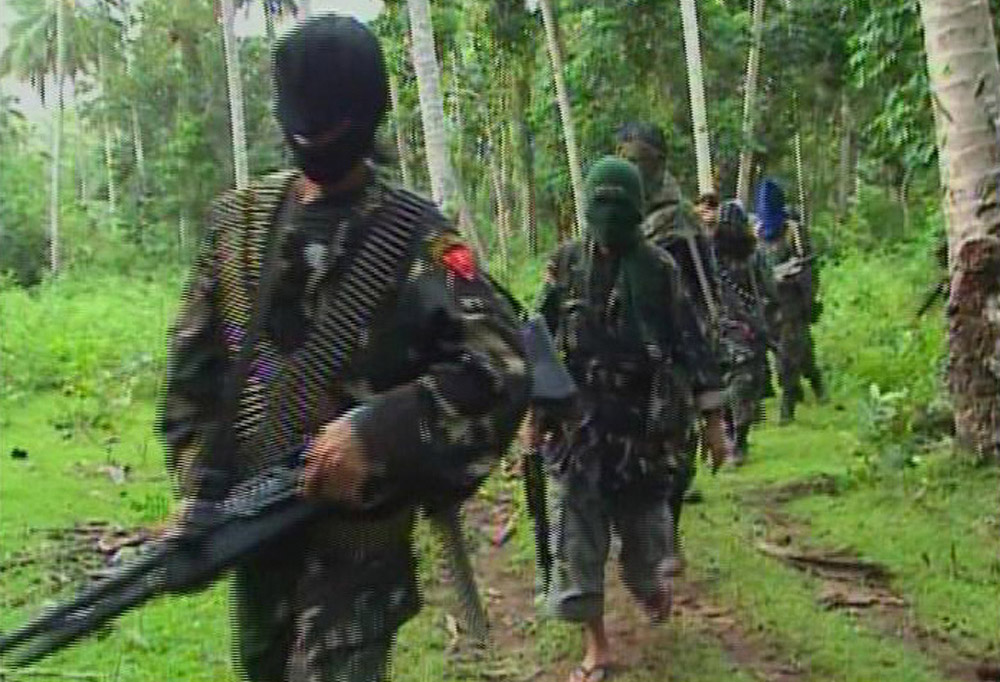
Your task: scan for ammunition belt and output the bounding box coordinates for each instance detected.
[213,172,427,476]
[250,187,427,474]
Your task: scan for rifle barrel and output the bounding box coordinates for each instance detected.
[8,569,160,668]
[0,544,168,655]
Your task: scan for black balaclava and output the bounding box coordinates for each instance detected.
[273,14,389,184]
[715,200,756,261]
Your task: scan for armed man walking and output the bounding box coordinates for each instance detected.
[614,123,721,335]
[755,178,825,424]
[614,121,724,505]
[536,157,730,682]
[157,14,529,682]
[711,200,776,464]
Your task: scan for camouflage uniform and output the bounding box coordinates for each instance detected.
[760,232,824,423]
[158,168,529,682]
[537,158,723,623]
[613,124,720,333]
[713,202,776,463]
[617,124,723,500]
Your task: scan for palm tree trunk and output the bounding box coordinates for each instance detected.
[264,1,276,44]
[221,0,250,189]
[678,0,714,196]
[73,98,87,202]
[488,137,511,282]
[388,70,414,188]
[919,0,1000,462]
[121,3,146,197]
[793,97,807,229]
[130,105,146,195]
[103,119,117,215]
[406,0,482,256]
[97,41,117,216]
[837,93,853,216]
[49,0,66,275]
[538,0,585,239]
[736,0,765,206]
[512,49,538,254]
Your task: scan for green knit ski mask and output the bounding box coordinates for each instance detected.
[584,157,645,253]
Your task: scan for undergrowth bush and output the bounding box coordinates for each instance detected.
[814,228,951,475]
[815,243,945,405]
[1,268,185,406]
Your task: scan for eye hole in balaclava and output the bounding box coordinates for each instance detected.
[584,157,646,253]
[273,14,389,184]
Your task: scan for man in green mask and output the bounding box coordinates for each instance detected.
[536,157,730,682]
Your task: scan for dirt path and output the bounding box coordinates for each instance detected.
[434,470,999,682]
[745,476,996,682]
[445,496,809,682]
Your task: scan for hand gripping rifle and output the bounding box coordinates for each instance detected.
[520,315,578,594]
[0,199,323,669]
[0,198,505,666]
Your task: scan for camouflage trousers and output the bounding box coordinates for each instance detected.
[543,425,695,622]
[776,322,824,418]
[231,509,420,682]
[724,352,768,457]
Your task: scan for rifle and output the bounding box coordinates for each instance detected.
[771,253,818,283]
[520,315,578,594]
[916,278,949,318]
[0,456,319,668]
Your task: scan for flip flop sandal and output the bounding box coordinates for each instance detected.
[569,663,616,682]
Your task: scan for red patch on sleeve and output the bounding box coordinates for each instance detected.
[441,244,477,281]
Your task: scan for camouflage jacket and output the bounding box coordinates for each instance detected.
[759,236,815,326]
[716,249,777,364]
[158,169,530,505]
[537,240,723,439]
[641,172,721,335]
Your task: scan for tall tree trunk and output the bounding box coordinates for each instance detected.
[513,55,538,254]
[130,106,146,195]
[97,42,117,216]
[488,135,511,282]
[299,0,311,19]
[919,0,1000,462]
[736,0,765,206]
[538,0,586,239]
[837,92,853,216]
[388,70,414,188]
[794,103,807,228]
[679,0,714,196]
[406,0,482,256]
[122,3,146,197]
[49,0,66,275]
[221,0,250,189]
[73,100,87,201]
[264,1,276,44]
[103,119,117,216]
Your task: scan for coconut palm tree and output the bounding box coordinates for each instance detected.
[537,0,585,239]
[0,0,95,274]
[918,0,1000,463]
[406,0,483,255]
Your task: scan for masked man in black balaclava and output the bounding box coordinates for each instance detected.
[158,14,530,682]
[536,157,730,682]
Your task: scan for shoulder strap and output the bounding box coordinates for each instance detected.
[247,187,429,474]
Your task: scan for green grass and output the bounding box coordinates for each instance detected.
[2,242,996,681]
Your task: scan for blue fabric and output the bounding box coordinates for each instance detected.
[755,179,786,243]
